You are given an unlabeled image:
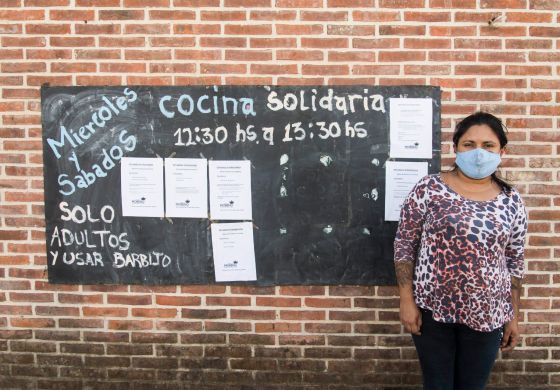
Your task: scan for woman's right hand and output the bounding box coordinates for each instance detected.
[400,298,422,335]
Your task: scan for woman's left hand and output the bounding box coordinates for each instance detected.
[500,318,520,352]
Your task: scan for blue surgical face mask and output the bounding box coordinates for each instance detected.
[455,148,501,179]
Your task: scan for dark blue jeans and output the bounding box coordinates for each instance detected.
[411,308,502,390]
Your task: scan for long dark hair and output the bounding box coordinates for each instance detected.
[451,111,511,190]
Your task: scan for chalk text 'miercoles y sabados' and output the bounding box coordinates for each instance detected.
[46,88,138,196]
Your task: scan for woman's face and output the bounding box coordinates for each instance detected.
[454,124,504,155]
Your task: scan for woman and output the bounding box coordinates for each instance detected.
[394,112,527,390]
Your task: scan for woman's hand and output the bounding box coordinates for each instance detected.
[400,298,422,335]
[500,318,520,352]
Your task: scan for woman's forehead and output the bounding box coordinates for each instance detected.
[459,124,500,142]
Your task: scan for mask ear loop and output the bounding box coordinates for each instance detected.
[493,117,511,189]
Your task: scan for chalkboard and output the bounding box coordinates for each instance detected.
[41,85,441,285]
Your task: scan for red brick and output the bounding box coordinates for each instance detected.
[107,294,152,305]
[230,309,275,320]
[481,78,527,89]
[225,24,273,35]
[226,50,272,61]
[176,49,221,60]
[202,64,247,74]
[59,294,103,304]
[174,24,220,34]
[201,37,247,48]
[255,322,301,333]
[380,25,425,36]
[50,10,94,20]
[150,10,195,20]
[431,0,476,6]
[379,0,424,6]
[508,39,552,50]
[352,38,399,49]
[455,38,502,49]
[279,335,325,345]
[75,49,121,60]
[11,318,55,328]
[207,296,251,306]
[404,11,451,22]
[75,24,120,34]
[256,297,301,307]
[506,92,552,102]
[251,10,297,20]
[507,11,552,22]
[83,307,128,317]
[404,38,451,49]
[431,26,476,36]
[155,295,201,306]
[430,78,477,88]
[99,10,144,20]
[25,0,68,4]
[99,37,145,47]
[480,26,527,37]
[2,37,46,47]
[0,305,32,315]
[125,24,170,34]
[481,0,527,7]
[276,0,322,5]
[125,50,171,61]
[0,24,23,34]
[174,0,219,4]
[302,64,348,75]
[225,0,271,4]
[201,10,247,20]
[51,63,97,73]
[352,11,398,21]
[0,76,23,85]
[26,24,70,34]
[77,0,120,4]
[405,65,451,75]
[276,24,323,35]
[328,51,374,62]
[151,63,196,73]
[124,0,169,5]
[529,52,560,62]
[479,52,526,62]
[506,65,552,75]
[5,217,45,232]
[328,0,374,5]
[50,37,95,47]
[156,320,203,331]
[182,308,227,319]
[0,229,27,240]
[132,308,177,318]
[530,26,560,37]
[379,51,425,62]
[0,102,24,112]
[108,320,153,331]
[530,0,560,8]
[0,10,44,20]
[456,91,502,101]
[327,25,375,36]
[456,65,502,75]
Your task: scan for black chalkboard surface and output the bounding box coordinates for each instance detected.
[41,85,441,285]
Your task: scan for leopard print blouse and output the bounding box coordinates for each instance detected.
[394,174,527,332]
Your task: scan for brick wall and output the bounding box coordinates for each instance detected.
[1,0,559,388]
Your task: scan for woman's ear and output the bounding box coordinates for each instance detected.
[500,147,506,157]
